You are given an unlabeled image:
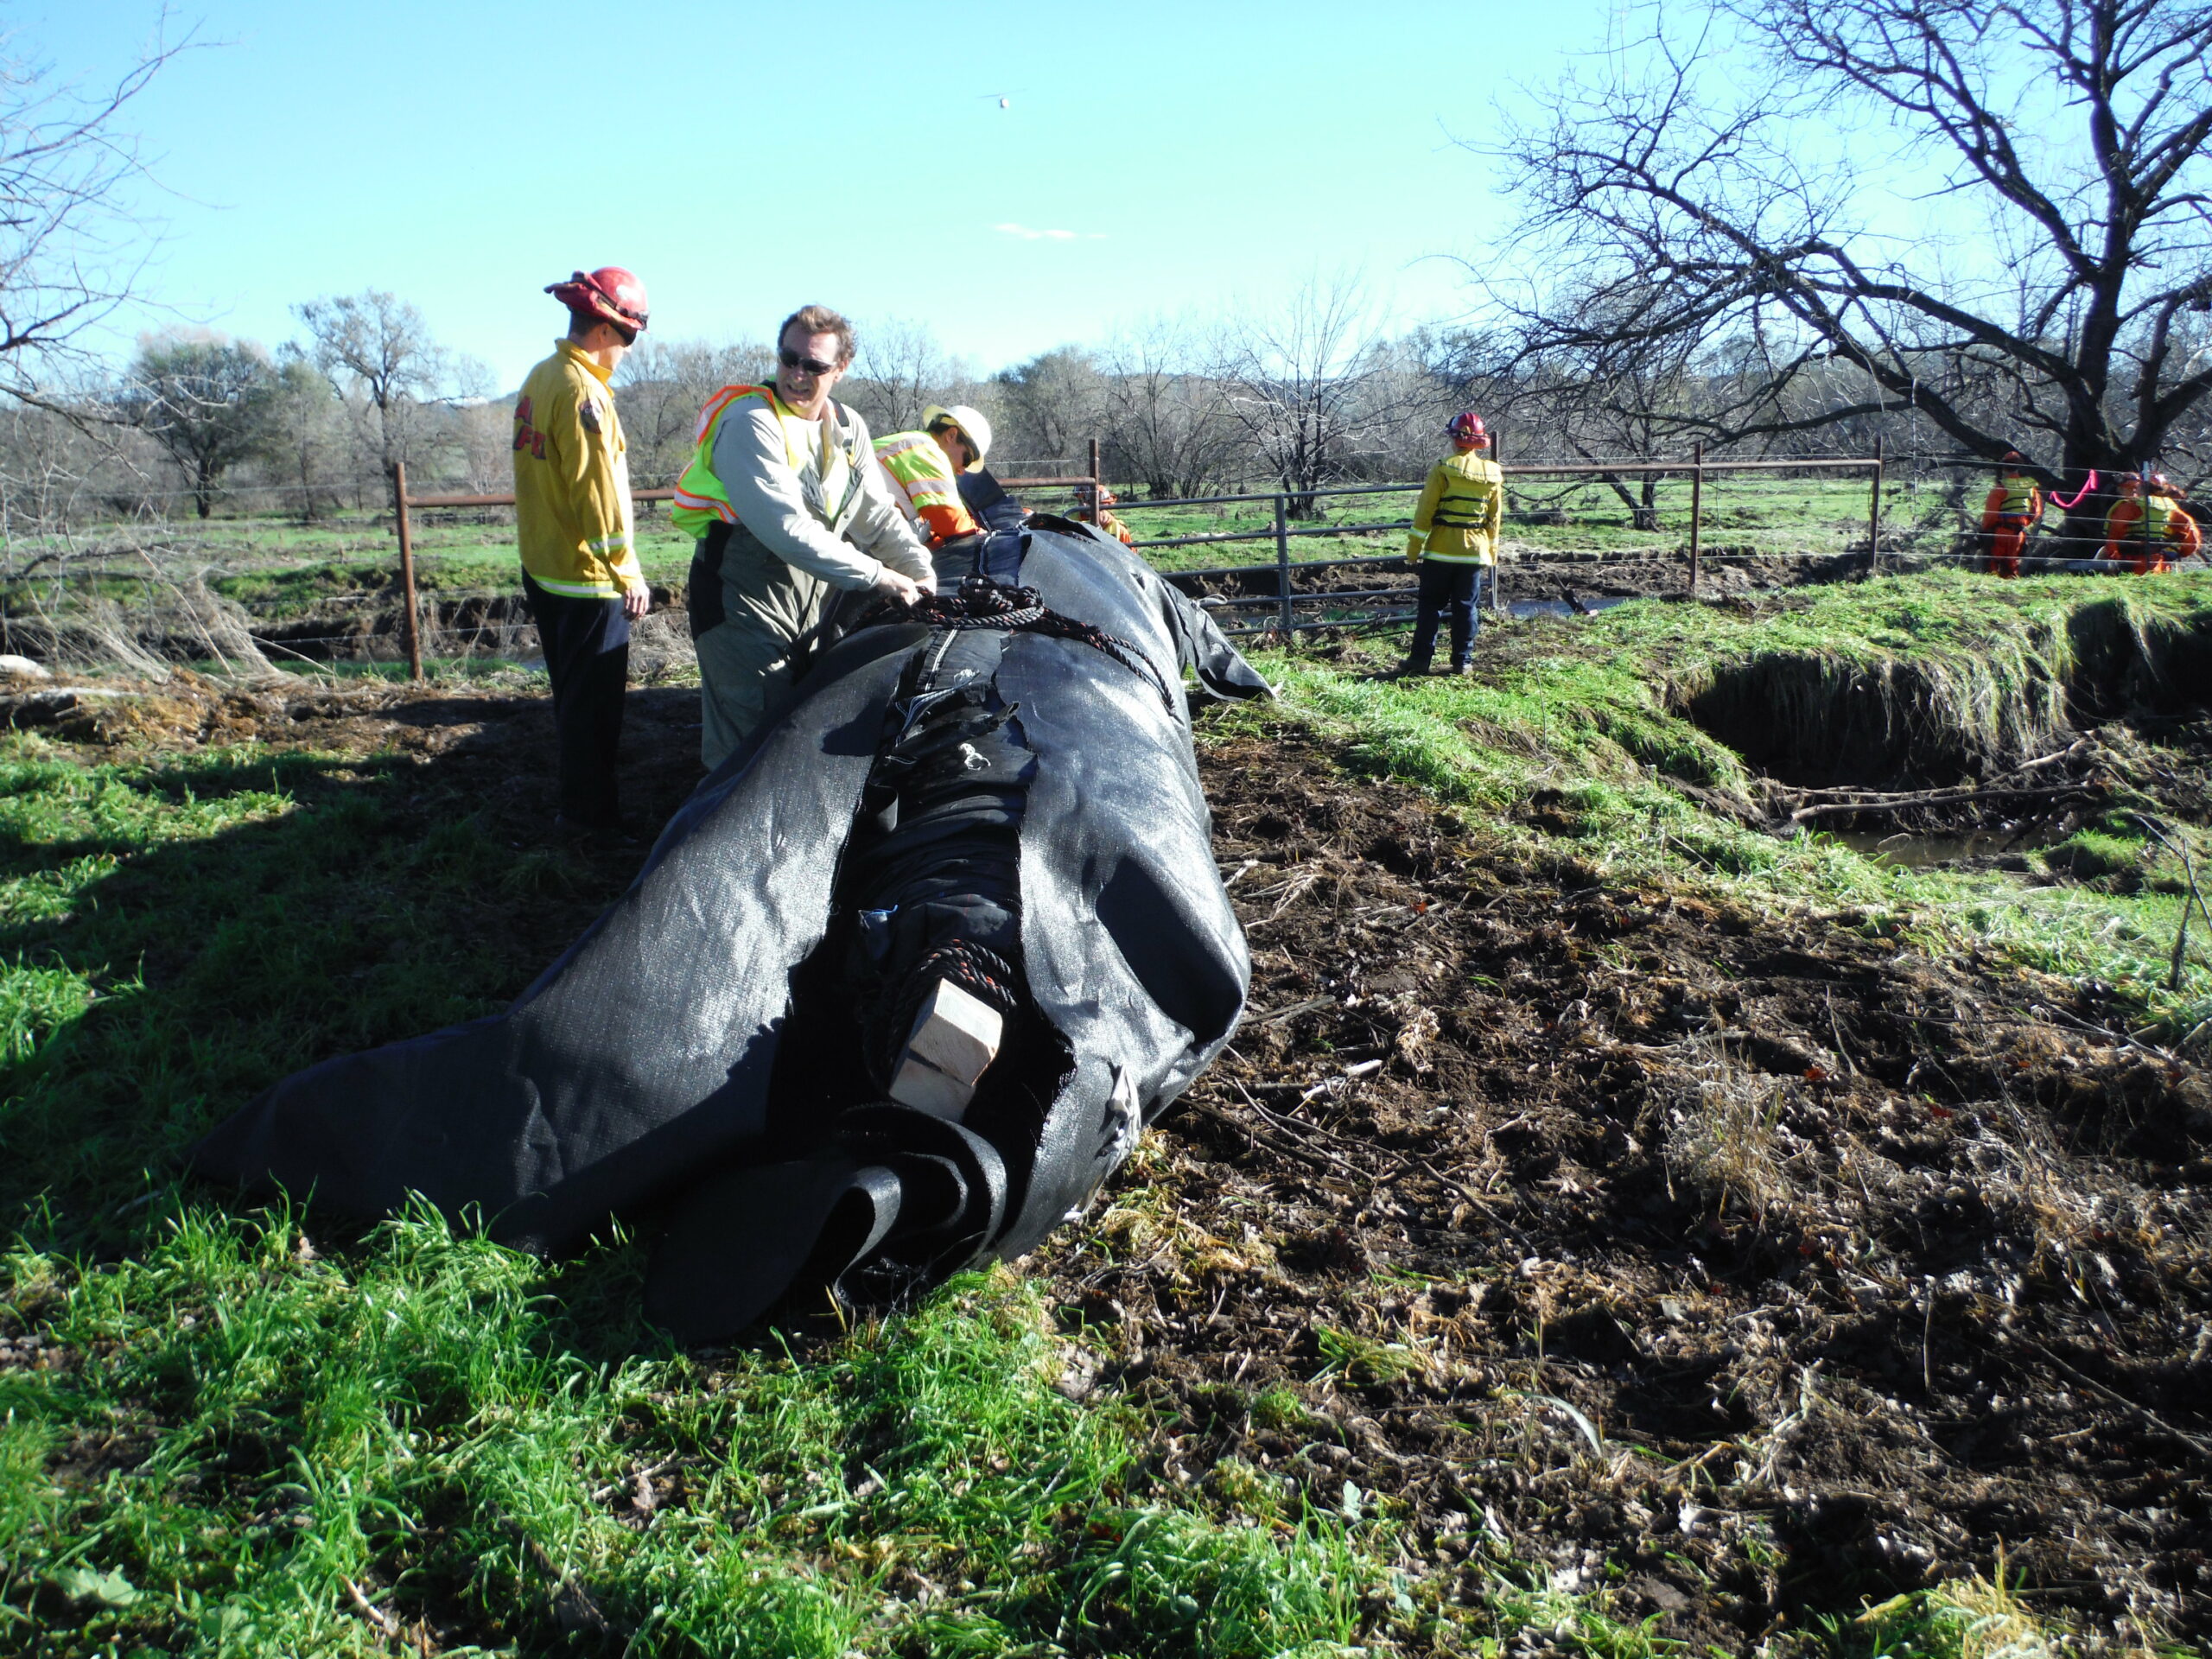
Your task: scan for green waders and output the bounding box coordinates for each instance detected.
[689,519,841,769]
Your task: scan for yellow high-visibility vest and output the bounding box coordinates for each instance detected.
[670,384,867,541]
[874,429,980,544]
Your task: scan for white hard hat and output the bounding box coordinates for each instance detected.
[923,404,993,470]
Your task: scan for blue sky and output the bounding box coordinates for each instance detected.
[46,1,1622,389]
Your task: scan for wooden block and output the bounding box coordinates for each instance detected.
[889,1052,976,1120]
[903,979,1003,1087]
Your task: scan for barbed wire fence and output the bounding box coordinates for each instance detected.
[2,447,2201,682]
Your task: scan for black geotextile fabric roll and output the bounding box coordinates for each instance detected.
[190,523,1272,1341]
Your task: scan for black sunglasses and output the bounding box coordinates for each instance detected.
[779,347,838,375]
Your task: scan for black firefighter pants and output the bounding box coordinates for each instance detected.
[1408,560,1488,669]
[522,572,630,829]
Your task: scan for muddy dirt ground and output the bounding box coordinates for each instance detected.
[1067,727,2211,1652]
[16,671,2210,1651]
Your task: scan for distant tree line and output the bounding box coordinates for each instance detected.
[1475,0,2212,540]
[11,0,2212,546]
[0,275,1488,532]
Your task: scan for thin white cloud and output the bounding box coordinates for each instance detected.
[993,221,1106,242]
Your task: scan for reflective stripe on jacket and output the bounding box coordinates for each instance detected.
[873,429,981,544]
[672,383,873,540]
[671,385,787,537]
[1408,450,1504,564]
[1981,476,2042,531]
[512,340,639,599]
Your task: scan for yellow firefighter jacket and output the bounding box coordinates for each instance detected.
[1408,449,1505,565]
[512,340,641,599]
[874,429,981,545]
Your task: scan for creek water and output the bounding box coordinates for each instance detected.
[1824,828,2056,868]
[1503,596,1637,620]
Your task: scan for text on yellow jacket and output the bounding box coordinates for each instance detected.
[1408,449,1505,564]
[512,339,642,599]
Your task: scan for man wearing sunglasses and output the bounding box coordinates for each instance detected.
[673,303,936,766]
[514,266,653,838]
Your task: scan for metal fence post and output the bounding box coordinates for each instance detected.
[1688,441,1704,595]
[1868,438,1885,579]
[2139,464,2154,572]
[1274,494,1294,637]
[390,460,424,682]
[1088,436,1103,519]
[1489,428,1506,617]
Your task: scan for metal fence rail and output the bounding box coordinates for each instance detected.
[385,442,1117,679]
[377,449,1892,669]
[1103,454,1886,638]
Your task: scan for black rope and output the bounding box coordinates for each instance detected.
[903,576,1179,715]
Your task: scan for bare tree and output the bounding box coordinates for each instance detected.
[1485,0,2212,539]
[0,16,200,401]
[0,392,121,541]
[845,317,976,436]
[615,336,772,486]
[256,352,343,522]
[994,347,1107,469]
[1213,275,1395,514]
[115,331,276,518]
[295,290,453,481]
[455,399,512,496]
[1096,317,1243,499]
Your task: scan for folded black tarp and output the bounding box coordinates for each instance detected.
[193,521,1270,1339]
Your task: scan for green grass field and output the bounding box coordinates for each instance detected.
[2,474,1971,617]
[0,739,1404,1657]
[4,569,2202,1653]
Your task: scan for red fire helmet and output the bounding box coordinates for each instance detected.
[546,267,650,338]
[1446,410,1488,447]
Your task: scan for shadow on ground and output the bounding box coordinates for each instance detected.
[0,680,706,1243]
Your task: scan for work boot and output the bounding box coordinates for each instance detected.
[1396,658,1431,679]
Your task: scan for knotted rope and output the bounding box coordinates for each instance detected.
[900,575,1178,715]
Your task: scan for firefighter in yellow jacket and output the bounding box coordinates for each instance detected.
[1400,410,1503,676]
[514,267,652,836]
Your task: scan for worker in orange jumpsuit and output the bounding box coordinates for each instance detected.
[2101,473,2204,573]
[1980,452,2043,578]
[1073,484,1135,545]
